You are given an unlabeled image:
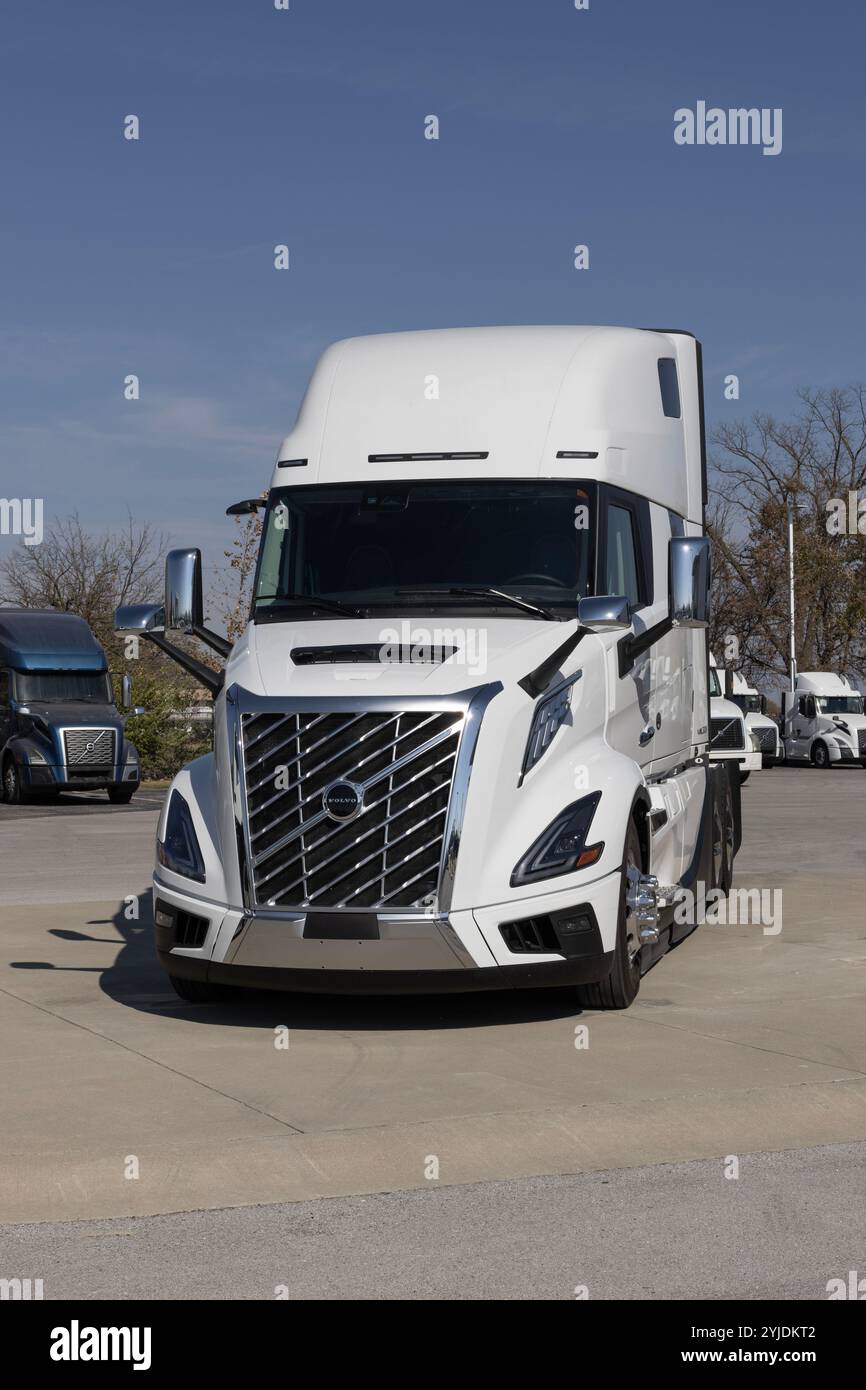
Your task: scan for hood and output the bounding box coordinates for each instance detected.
[821,712,866,734]
[227,616,579,699]
[17,700,121,727]
[745,711,776,731]
[710,696,745,724]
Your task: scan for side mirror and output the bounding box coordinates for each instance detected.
[165,548,204,634]
[760,694,768,715]
[577,594,631,633]
[724,667,734,699]
[669,535,711,628]
[226,498,265,516]
[114,603,165,634]
[121,673,132,709]
[806,696,817,720]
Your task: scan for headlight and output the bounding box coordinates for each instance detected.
[157,790,206,883]
[749,731,761,751]
[521,675,580,779]
[510,791,602,886]
[26,748,48,765]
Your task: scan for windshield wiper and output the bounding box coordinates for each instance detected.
[395,587,556,621]
[257,593,365,618]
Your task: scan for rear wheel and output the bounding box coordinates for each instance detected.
[812,741,831,770]
[576,819,642,1011]
[167,973,235,1004]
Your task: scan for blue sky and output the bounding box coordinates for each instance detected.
[2,0,864,584]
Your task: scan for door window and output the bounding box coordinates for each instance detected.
[606,504,641,607]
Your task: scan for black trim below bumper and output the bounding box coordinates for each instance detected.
[159,949,614,996]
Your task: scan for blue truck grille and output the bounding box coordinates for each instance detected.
[63,727,116,770]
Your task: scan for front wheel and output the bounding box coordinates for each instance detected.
[812,741,831,770]
[108,786,135,804]
[711,771,734,895]
[740,770,750,784]
[576,819,643,1011]
[3,758,26,805]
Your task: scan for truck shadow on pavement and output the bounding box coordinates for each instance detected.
[10,888,585,1030]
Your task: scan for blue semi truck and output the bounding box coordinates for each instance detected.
[0,609,141,803]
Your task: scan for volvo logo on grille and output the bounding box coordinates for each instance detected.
[322,780,363,821]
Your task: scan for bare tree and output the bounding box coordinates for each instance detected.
[0,512,165,653]
[213,511,263,644]
[710,388,866,685]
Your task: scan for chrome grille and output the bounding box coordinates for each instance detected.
[63,727,116,768]
[241,709,464,909]
[756,726,777,754]
[710,716,744,751]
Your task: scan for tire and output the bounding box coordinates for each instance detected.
[167,973,235,1004]
[710,770,734,895]
[576,819,643,1011]
[3,757,26,805]
[718,773,734,895]
[811,741,831,770]
[740,770,750,784]
[108,787,134,804]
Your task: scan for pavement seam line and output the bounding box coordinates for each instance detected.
[623,1007,866,1078]
[0,983,306,1135]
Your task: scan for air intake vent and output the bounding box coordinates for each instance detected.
[367,452,488,463]
[175,910,209,948]
[291,644,458,666]
[499,915,561,954]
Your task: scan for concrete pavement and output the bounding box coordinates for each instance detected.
[1,767,865,1231]
[2,1141,864,1300]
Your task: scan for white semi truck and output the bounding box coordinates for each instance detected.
[730,670,780,766]
[708,656,761,781]
[780,672,866,768]
[116,325,741,1009]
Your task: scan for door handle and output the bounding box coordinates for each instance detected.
[639,724,655,746]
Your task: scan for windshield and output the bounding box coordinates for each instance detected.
[15,670,113,704]
[709,667,722,698]
[253,481,596,617]
[732,693,762,714]
[816,695,863,715]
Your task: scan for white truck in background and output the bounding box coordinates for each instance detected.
[708,655,761,782]
[730,670,780,766]
[116,325,742,1010]
[780,672,866,768]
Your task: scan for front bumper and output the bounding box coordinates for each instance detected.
[153,867,620,995]
[24,762,140,792]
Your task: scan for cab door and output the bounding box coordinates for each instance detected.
[646,507,691,775]
[598,486,655,772]
[788,694,814,758]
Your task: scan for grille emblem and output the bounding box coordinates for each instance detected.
[322,780,364,822]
